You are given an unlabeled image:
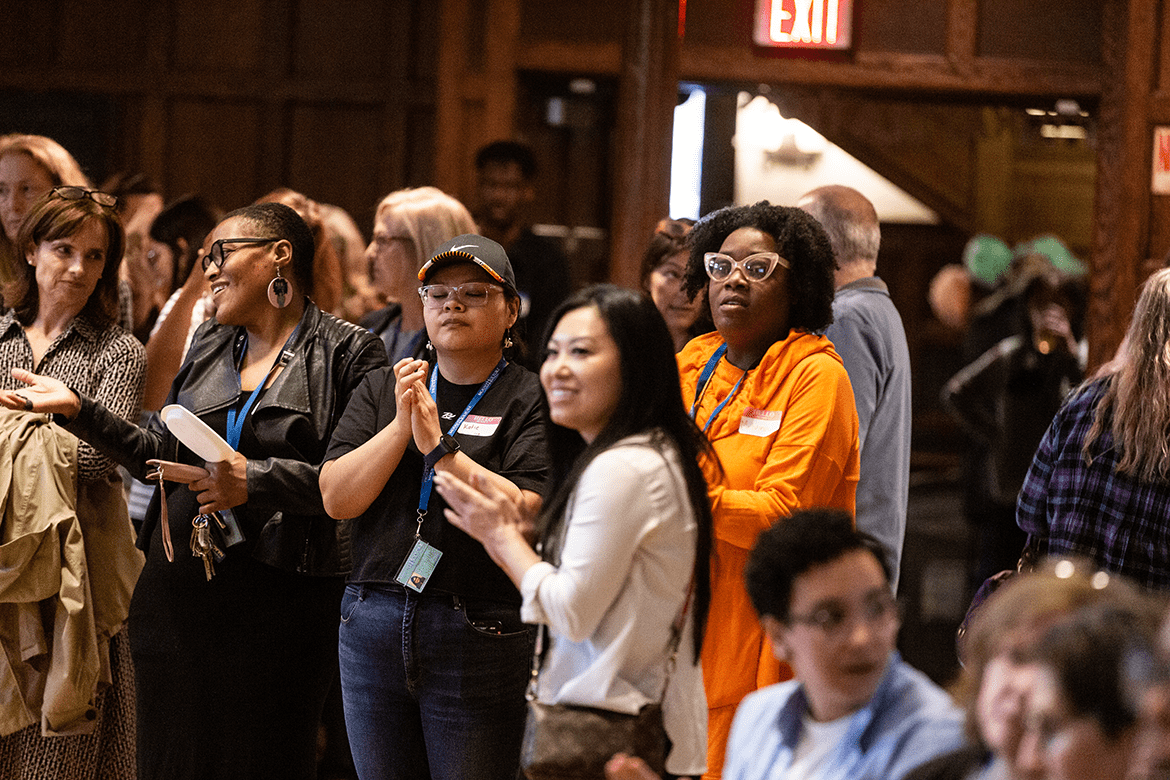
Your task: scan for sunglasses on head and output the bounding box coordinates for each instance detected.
[52,186,119,209]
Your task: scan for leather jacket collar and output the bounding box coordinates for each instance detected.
[175,300,320,418]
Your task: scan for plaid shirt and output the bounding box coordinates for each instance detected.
[1016,375,1170,591]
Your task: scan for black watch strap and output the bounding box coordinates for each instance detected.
[424,433,461,470]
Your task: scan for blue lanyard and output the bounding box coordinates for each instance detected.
[225,326,299,450]
[415,357,508,522]
[689,343,747,434]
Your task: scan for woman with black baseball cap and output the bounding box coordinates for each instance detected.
[321,234,550,780]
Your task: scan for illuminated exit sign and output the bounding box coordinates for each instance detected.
[754,0,854,50]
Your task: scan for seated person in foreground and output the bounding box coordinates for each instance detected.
[725,508,964,780]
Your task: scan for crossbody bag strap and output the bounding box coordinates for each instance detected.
[526,576,695,704]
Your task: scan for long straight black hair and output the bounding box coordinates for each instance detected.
[536,284,715,660]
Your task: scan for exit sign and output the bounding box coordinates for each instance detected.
[754,0,853,50]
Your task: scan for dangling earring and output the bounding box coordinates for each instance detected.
[424,340,435,354]
[503,328,514,350]
[267,265,290,308]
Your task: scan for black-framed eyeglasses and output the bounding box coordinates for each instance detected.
[51,186,119,209]
[202,238,277,271]
[704,251,788,283]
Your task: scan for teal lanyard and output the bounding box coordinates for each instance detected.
[689,343,747,434]
[416,357,508,518]
[225,326,299,450]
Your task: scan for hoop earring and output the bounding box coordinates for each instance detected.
[267,266,290,309]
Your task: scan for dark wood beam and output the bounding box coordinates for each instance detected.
[1089,0,1156,369]
[608,0,679,288]
[678,47,1102,99]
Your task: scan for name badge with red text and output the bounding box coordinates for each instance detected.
[458,414,502,436]
[739,407,782,437]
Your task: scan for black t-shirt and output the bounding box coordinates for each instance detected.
[324,361,549,603]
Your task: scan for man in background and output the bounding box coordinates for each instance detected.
[798,186,911,590]
[474,140,572,362]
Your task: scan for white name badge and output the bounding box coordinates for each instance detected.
[458,414,502,436]
[739,407,782,437]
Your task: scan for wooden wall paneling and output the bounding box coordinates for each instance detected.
[1090,0,1157,368]
[168,98,263,211]
[945,0,979,67]
[1008,144,1096,253]
[137,95,169,195]
[518,0,624,44]
[608,0,679,288]
[435,0,520,201]
[679,0,753,48]
[0,1,59,67]
[857,0,949,54]
[513,41,622,75]
[402,99,437,189]
[977,0,1103,63]
[287,103,386,219]
[257,99,288,196]
[131,0,172,191]
[370,102,403,210]
[434,0,468,196]
[171,0,269,73]
[1149,2,1170,264]
[293,0,389,79]
[1148,196,1170,270]
[59,0,151,71]
[842,102,981,227]
[258,1,294,195]
[452,94,488,203]
[972,107,1013,239]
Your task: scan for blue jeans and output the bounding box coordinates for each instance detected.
[339,583,534,780]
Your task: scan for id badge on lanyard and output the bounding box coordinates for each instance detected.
[395,358,506,593]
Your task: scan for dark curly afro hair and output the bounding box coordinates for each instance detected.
[683,201,836,333]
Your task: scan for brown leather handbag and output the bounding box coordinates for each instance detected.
[520,696,668,780]
[519,582,692,780]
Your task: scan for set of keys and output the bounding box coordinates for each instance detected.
[190,514,226,581]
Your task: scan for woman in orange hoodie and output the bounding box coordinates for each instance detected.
[678,201,860,778]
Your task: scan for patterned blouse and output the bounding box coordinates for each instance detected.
[0,309,146,481]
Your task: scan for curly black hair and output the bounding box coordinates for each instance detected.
[745,507,891,622]
[683,201,837,333]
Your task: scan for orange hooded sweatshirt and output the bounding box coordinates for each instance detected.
[679,330,860,774]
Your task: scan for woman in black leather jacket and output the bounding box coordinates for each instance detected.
[1,202,387,780]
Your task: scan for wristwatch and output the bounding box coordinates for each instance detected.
[424,433,461,470]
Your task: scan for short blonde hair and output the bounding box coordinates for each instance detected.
[374,187,477,273]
